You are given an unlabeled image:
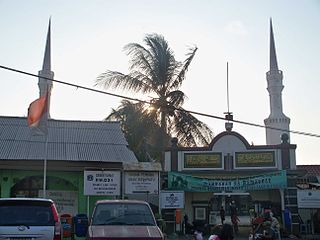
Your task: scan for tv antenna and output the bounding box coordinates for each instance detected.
[224,62,233,131]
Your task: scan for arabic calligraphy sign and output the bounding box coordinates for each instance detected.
[184,153,222,168]
[235,151,275,168]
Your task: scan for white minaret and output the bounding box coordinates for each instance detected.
[264,19,290,144]
[38,19,54,119]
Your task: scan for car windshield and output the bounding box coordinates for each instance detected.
[0,201,54,226]
[92,203,156,226]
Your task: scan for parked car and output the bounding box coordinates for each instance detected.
[87,200,165,240]
[0,198,62,240]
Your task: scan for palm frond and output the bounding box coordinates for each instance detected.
[124,43,158,87]
[172,108,213,146]
[96,70,153,94]
[144,34,177,90]
[166,90,186,108]
[170,46,198,90]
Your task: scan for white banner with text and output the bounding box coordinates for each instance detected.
[124,171,159,194]
[160,191,184,209]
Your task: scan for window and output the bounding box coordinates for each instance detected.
[92,203,156,226]
[195,207,206,220]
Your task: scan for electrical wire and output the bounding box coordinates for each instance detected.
[1,64,320,138]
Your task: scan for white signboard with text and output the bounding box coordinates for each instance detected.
[297,190,320,208]
[84,170,120,196]
[160,191,184,209]
[124,172,159,194]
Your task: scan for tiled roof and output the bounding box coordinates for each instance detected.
[297,165,320,177]
[0,116,137,163]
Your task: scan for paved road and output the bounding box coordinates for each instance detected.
[165,225,319,240]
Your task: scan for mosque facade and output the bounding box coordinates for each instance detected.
[163,20,316,236]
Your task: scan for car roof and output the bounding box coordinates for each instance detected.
[0,198,54,203]
[95,199,150,205]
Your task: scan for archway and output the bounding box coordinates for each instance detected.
[10,175,79,215]
[10,175,77,197]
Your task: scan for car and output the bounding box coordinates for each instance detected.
[87,200,165,240]
[0,198,62,240]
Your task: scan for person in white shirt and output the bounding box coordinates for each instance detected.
[270,212,281,240]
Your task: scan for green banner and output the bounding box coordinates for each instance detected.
[168,170,287,192]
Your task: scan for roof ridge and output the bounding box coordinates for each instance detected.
[0,116,121,124]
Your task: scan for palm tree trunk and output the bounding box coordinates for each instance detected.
[159,111,167,171]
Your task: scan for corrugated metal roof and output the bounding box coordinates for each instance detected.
[297,165,320,177]
[0,116,137,163]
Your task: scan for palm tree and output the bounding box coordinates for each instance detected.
[106,100,169,162]
[96,33,213,164]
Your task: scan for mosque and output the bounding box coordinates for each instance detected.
[163,20,320,236]
[0,19,319,237]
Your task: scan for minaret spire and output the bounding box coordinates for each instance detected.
[38,18,54,118]
[264,19,290,145]
[269,19,279,71]
[42,18,51,72]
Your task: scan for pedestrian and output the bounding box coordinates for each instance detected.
[270,211,280,240]
[230,201,237,218]
[220,206,225,224]
[229,201,239,234]
[184,214,192,234]
[231,214,240,234]
[208,223,234,240]
[194,228,203,240]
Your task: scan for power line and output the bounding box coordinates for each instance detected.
[1,64,320,138]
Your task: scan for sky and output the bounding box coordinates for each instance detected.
[0,0,319,165]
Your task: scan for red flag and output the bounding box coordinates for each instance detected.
[28,94,48,135]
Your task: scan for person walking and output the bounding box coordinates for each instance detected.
[208,223,234,240]
[229,201,239,234]
[220,206,225,224]
[231,214,240,235]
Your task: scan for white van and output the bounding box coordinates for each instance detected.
[0,198,62,240]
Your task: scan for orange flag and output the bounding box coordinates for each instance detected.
[27,94,48,135]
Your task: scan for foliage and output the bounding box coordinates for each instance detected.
[96,33,214,163]
[106,100,170,162]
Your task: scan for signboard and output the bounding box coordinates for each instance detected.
[235,151,275,168]
[297,190,320,208]
[84,170,121,196]
[124,172,159,194]
[160,191,184,209]
[168,170,287,192]
[184,153,222,168]
[39,190,78,215]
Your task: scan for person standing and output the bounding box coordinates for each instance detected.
[220,206,225,224]
[229,201,239,234]
[269,211,280,240]
[230,201,237,218]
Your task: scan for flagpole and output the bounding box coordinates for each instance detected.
[43,89,50,199]
[43,133,48,198]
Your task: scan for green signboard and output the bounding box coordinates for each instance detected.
[235,151,275,168]
[168,170,287,192]
[184,153,222,168]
